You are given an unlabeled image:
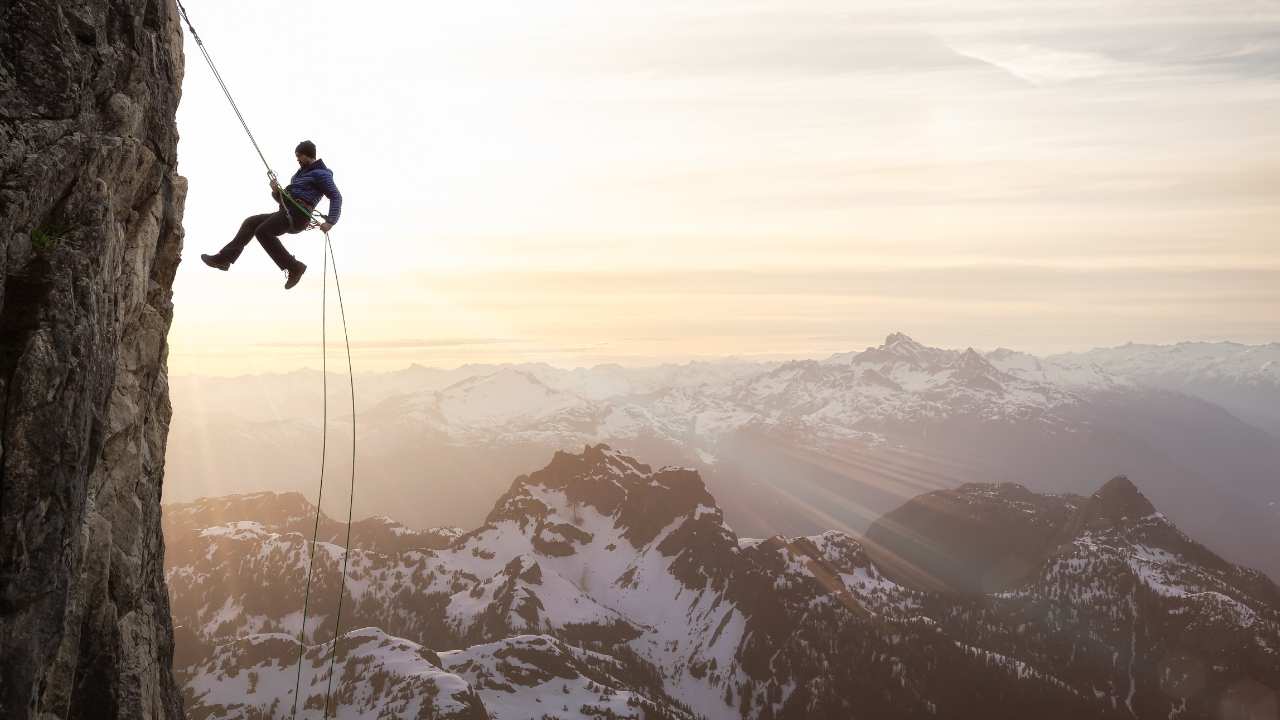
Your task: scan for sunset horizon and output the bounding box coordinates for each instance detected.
[169,0,1280,375]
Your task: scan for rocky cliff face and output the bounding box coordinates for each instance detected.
[0,0,186,718]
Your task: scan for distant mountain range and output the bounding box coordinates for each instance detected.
[165,334,1280,580]
[1050,341,1280,438]
[165,446,1280,719]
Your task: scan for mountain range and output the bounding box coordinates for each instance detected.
[1051,341,1280,438]
[165,445,1279,719]
[165,334,1280,581]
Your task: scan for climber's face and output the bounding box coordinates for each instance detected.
[295,152,314,167]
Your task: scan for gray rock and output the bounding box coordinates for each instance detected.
[0,0,186,718]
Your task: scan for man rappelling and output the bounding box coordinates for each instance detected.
[199,140,343,289]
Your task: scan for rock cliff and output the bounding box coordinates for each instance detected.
[0,0,186,717]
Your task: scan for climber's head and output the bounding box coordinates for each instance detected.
[295,139,317,166]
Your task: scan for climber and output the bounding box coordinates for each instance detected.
[199,140,343,289]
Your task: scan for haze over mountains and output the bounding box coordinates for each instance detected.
[166,446,1280,719]
[166,333,1280,580]
[1054,341,1280,439]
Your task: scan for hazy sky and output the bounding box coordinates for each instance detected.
[171,0,1280,375]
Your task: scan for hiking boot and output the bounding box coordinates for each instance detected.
[285,261,307,289]
[201,253,230,271]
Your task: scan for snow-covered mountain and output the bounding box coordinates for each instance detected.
[1047,341,1280,438]
[363,332,1084,446]
[166,446,1280,720]
[184,628,696,720]
[185,629,489,719]
[165,333,1280,581]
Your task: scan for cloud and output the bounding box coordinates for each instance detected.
[946,42,1133,84]
[940,13,1280,83]
[604,22,1020,80]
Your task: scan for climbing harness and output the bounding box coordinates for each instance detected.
[174,3,357,717]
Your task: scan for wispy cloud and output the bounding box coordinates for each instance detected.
[946,42,1133,84]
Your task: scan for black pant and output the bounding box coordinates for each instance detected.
[216,207,307,270]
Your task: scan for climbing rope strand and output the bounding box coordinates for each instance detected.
[321,230,358,720]
[174,4,357,713]
[289,240,330,719]
[174,0,274,176]
[177,0,331,224]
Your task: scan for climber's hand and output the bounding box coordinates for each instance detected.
[319,222,333,232]
[270,178,281,191]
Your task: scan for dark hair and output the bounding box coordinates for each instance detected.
[295,140,317,157]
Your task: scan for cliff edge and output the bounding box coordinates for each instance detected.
[0,0,186,717]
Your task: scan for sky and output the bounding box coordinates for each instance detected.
[170,0,1280,375]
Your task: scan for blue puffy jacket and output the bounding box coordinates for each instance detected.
[281,158,343,224]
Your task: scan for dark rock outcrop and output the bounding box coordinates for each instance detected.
[864,482,1082,594]
[0,0,186,717]
[1066,474,1156,532]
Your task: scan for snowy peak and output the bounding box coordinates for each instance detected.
[951,347,1010,391]
[443,366,554,396]
[884,331,931,360]
[437,367,590,425]
[487,444,719,549]
[838,335,1016,395]
[741,334,1083,434]
[849,331,955,369]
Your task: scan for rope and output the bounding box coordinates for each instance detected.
[174,0,274,177]
[289,242,329,719]
[287,233,355,720]
[173,4,357,715]
[320,229,358,720]
[180,0,331,225]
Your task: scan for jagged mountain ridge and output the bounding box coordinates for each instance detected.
[184,629,488,720]
[167,446,1280,719]
[371,331,1084,444]
[165,333,1280,583]
[164,491,460,556]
